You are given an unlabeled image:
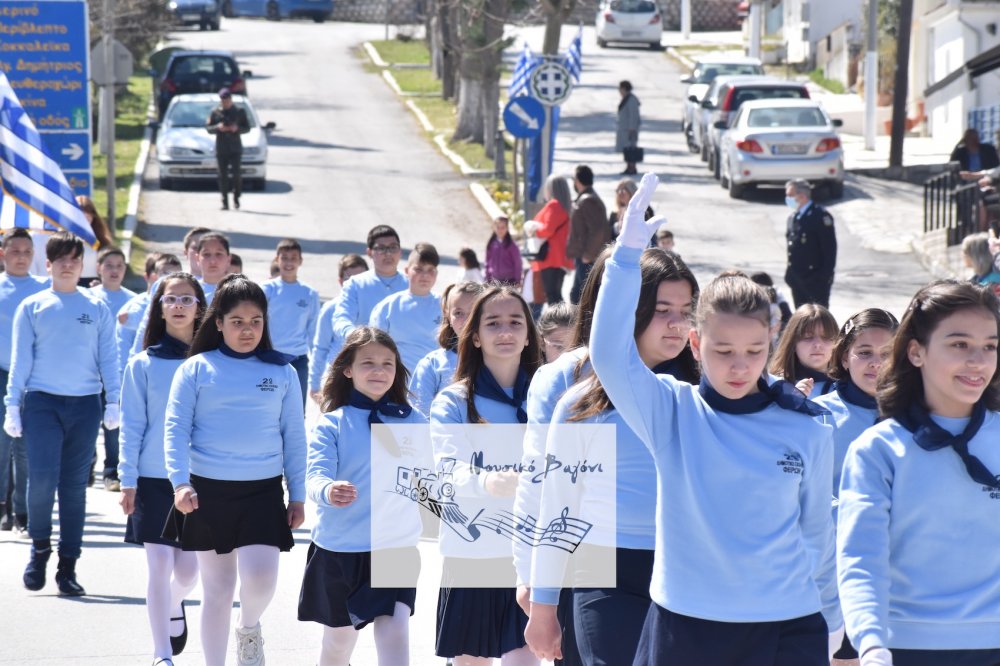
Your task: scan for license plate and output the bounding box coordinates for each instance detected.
[181,13,200,19]
[772,144,808,155]
[621,30,640,36]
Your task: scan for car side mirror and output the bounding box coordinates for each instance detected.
[832,118,844,127]
[680,75,694,84]
[264,121,276,131]
[713,120,728,130]
[242,70,253,78]
[148,120,161,130]
[688,94,699,103]
[701,100,714,109]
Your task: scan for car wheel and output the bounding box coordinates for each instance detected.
[159,176,173,190]
[720,158,730,189]
[707,148,715,174]
[699,140,708,163]
[312,14,324,22]
[597,38,607,48]
[712,149,721,180]
[222,0,232,17]
[199,21,207,30]
[649,41,659,50]
[211,19,220,30]
[729,177,746,200]
[266,1,280,20]
[828,180,844,199]
[254,178,266,191]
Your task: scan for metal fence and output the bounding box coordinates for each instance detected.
[968,104,1000,146]
[923,168,982,246]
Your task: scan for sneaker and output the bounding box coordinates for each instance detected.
[152,659,174,666]
[234,622,265,666]
[23,542,51,591]
[103,476,121,492]
[55,556,86,596]
[13,514,27,537]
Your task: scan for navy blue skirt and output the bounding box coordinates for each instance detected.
[125,477,180,548]
[892,648,1000,666]
[297,544,418,630]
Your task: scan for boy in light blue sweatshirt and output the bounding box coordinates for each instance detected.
[4,232,121,597]
[0,229,48,533]
[262,238,319,407]
[331,225,406,344]
[369,242,441,374]
[116,253,183,381]
[309,254,368,404]
[89,247,136,492]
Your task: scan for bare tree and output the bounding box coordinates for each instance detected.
[429,0,459,99]
[541,0,577,55]
[89,0,173,67]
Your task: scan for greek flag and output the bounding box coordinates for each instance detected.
[564,26,583,82]
[0,72,96,246]
[509,43,539,97]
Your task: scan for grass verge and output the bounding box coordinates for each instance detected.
[368,38,431,66]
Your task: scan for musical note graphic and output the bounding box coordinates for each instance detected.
[475,507,591,553]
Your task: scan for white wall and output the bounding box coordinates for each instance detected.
[808,0,863,44]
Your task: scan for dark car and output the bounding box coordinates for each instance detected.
[155,50,249,119]
[169,0,221,31]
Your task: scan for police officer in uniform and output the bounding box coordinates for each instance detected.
[205,88,250,210]
[784,179,837,308]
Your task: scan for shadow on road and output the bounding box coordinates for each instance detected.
[267,134,379,151]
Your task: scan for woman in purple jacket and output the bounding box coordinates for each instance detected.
[484,216,523,287]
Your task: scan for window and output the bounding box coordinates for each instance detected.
[168,100,257,128]
[609,0,658,13]
[746,107,826,128]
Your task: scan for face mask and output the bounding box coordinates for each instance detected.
[785,196,799,210]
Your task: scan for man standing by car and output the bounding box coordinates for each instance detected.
[566,165,608,304]
[784,179,837,308]
[206,88,249,210]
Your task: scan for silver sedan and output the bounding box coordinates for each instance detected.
[716,99,844,200]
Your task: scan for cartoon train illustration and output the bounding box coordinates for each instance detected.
[396,457,457,502]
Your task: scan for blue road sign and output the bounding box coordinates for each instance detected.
[0,0,92,196]
[503,96,545,140]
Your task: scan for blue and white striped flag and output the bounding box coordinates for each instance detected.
[564,26,583,82]
[0,72,95,246]
[509,43,539,98]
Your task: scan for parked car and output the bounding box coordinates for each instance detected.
[595,0,662,49]
[680,56,764,151]
[168,0,221,31]
[716,98,844,200]
[154,93,275,191]
[694,76,811,180]
[155,50,250,119]
[222,0,332,22]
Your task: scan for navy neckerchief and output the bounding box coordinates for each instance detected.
[218,341,294,366]
[473,365,530,423]
[896,401,997,489]
[348,389,412,425]
[835,378,877,411]
[699,377,830,417]
[146,333,189,360]
[801,365,835,395]
[651,357,698,385]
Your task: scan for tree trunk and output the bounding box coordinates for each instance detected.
[454,76,485,143]
[452,0,510,147]
[541,0,576,55]
[888,0,913,169]
[440,0,458,100]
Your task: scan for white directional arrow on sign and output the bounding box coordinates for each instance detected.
[61,143,85,161]
[509,103,540,130]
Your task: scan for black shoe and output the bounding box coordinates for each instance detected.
[0,502,10,531]
[55,555,85,596]
[170,600,188,655]
[222,197,230,210]
[23,540,51,591]
[233,195,240,210]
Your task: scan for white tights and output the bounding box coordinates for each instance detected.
[144,544,199,660]
[196,545,280,666]
[454,647,540,666]
[319,601,410,666]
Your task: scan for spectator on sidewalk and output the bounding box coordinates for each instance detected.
[961,232,1000,295]
[524,174,574,315]
[784,179,837,308]
[484,217,521,286]
[951,128,1000,173]
[616,80,641,176]
[566,165,609,305]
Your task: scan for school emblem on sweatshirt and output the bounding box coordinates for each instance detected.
[984,477,1000,500]
[296,299,308,308]
[256,377,277,392]
[776,452,803,475]
[76,313,94,325]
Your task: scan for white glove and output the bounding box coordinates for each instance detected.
[617,172,666,249]
[103,403,121,431]
[828,625,845,661]
[860,647,893,666]
[3,408,21,439]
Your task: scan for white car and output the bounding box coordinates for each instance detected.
[595,0,663,49]
[155,93,274,190]
[680,56,764,150]
[717,99,845,200]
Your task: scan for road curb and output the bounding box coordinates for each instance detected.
[405,99,435,132]
[665,46,695,69]
[362,41,388,68]
[432,134,494,177]
[121,100,155,263]
[469,182,506,220]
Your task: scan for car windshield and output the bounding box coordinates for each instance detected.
[747,107,827,128]
[170,57,237,82]
[609,0,657,12]
[166,100,256,128]
[692,63,764,83]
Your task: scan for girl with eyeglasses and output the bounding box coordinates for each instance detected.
[838,282,1000,666]
[118,272,207,666]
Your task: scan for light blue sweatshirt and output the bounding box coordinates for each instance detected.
[116,291,150,375]
[6,288,121,406]
[262,277,319,357]
[89,284,137,326]
[408,347,457,417]
[331,270,406,341]
[118,351,186,487]
[0,273,49,371]
[307,404,428,552]
[163,348,307,501]
[131,280,216,356]
[837,412,1000,653]
[369,290,441,373]
[589,244,840,630]
[309,300,340,393]
[814,387,878,501]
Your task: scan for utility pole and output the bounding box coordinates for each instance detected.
[864,0,878,150]
[102,0,116,228]
[681,0,691,40]
[748,0,762,60]
[889,0,914,169]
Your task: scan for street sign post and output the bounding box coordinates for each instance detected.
[503,96,545,140]
[0,0,92,197]
[528,58,574,202]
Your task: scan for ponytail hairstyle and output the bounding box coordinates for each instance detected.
[827,308,899,382]
[570,248,700,421]
[143,272,208,349]
[320,326,410,414]
[189,274,274,356]
[437,281,486,349]
[878,280,1000,419]
[454,285,543,423]
[769,303,838,380]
